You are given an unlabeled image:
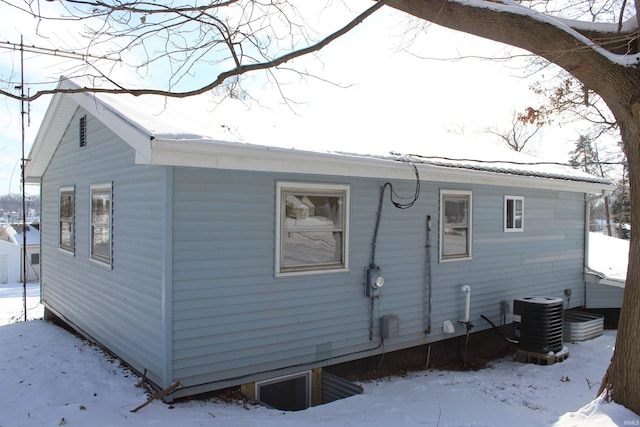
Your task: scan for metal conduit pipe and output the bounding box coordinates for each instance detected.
[424,215,433,335]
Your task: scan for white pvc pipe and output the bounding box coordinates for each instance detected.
[461,285,471,322]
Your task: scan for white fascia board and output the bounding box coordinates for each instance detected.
[586,269,626,288]
[151,138,612,194]
[25,91,73,181]
[151,138,400,178]
[599,277,625,288]
[456,169,614,194]
[26,79,153,181]
[71,92,152,164]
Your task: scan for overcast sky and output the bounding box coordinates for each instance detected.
[0,2,596,197]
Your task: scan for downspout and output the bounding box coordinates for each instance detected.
[38,179,43,305]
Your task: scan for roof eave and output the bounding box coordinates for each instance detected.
[151,138,613,193]
[25,83,74,181]
[26,78,152,182]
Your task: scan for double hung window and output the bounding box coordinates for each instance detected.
[90,183,112,265]
[440,190,472,261]
[59,187,75,252]
[276,182,349,275]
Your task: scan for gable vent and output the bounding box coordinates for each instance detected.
[79,115,87,148]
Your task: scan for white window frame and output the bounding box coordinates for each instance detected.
[275,182,350,276]
[439,190,473,262]
[504,195,524,232]
[59,186,75,253]
[90,183,113,266]
[255,371,312,410]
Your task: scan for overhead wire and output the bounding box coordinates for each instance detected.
[393,151,625,166]
[368,157,421,340]
[369,156,420,267]
[384,156,420,209]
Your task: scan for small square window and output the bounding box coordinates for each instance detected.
[440,190,472,261]
[504,196,524,232]
[30,253,40,265]
[276,182,349,275]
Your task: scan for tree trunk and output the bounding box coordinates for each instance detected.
[598,115,640,414]
[382,0,640,413]
[604,196,612,237]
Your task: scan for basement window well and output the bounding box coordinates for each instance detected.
[256,371,311,411]
[246,369,363,411]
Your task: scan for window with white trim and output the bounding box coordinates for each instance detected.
[504,196,524,232]
[90,183,112,265]
[256,371,312,411]
[440,190,472,261]
[276,182,349,275]
[59,186,75,252]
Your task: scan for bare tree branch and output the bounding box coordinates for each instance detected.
[3,0,640,416]
[486,110,543,153]
[0,0,387,101]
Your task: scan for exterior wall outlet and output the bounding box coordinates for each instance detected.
[443,320,455,334]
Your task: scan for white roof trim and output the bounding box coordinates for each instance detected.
[71,91,152,165]
[25,86,73,181]
[26,78,613,195]
[26,78,152,181]
[151,138,612,193]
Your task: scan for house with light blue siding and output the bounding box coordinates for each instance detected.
[26,78,612,406]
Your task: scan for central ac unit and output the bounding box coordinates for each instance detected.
[513,296,563,354]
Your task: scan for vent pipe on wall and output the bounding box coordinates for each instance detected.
[461,285,471,324]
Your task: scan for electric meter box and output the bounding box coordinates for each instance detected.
[381,315,399,339]
[365,266,384,297]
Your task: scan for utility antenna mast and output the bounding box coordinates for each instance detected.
[19,36,27,322]
[1,37,119,322]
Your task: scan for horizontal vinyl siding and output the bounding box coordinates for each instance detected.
[586,282,624,308]
[171,168,588,393]
[172,170,380,389]
[40,109,166,386]
[431,188,586,332]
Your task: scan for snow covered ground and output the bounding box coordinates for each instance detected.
[0,233,635,426]
[1,281,638,426]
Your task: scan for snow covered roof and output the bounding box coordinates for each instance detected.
[588,232,628,283]
[26,78,612,193]
[0,223,40,246]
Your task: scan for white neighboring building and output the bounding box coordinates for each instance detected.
[0,222,40,283]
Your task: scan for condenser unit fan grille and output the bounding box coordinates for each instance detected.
[513,297,563,354]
